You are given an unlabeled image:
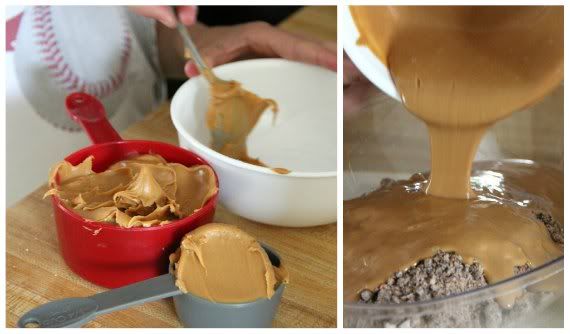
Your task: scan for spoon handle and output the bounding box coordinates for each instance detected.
[17,274,181,328]
[90,273,181,315]
[171,6,212,82]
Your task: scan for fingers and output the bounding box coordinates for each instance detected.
[176,6,198,26]
[343,53,365,85]
[185,61,211,78]
[248,23,337,71]
[184,42,244,78]
[290,38,337,71]
[184,62,199,78]
[185,26,251,78]
[344,80,374,118]
[128,6,177,28]
[183,22,338,78]
[344,52,373,117]
[128,5,197,28]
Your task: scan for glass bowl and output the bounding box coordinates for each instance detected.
[344,257,563,327]
[343,85,564,327]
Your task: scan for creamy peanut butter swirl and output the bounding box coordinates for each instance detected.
[206,78,290,174]
[344,161,563,306]
[45,154,218,228]
[169,223,289,303]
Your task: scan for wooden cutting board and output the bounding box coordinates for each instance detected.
[6,6,337,328]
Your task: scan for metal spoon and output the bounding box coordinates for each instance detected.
[171,6,228,85]
[171,7,277,159]
[171,6,242,150]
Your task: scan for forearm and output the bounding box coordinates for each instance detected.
[156,19,337,79]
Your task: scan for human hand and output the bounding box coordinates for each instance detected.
[183,22,337,77]
[344,53,374,118]
[128,5,197,28]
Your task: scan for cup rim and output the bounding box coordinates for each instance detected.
[178,283,286,308]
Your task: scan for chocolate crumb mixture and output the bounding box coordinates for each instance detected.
[360,207,563,305]
[359,251,487,304]
[535,212,564,245]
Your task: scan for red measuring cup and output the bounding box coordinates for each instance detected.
[51,92,218,288]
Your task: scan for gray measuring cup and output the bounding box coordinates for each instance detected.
[18,245,285,328]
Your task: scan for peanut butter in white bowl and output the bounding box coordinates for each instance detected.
[171,59,337,227]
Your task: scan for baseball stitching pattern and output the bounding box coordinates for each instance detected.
[33,5,132,98]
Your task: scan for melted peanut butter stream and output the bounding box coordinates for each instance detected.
[45,154,218,228]
[205,69,290,174]
[348,6,564,305]
[169,223,289,303]
[353,6,563,198]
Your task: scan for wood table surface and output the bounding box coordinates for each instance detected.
[6,6,337,328]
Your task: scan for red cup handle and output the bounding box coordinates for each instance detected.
[65,92,123,144]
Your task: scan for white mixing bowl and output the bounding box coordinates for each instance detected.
[171,59,337,227]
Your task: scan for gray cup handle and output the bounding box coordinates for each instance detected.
[17,274,182,328]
